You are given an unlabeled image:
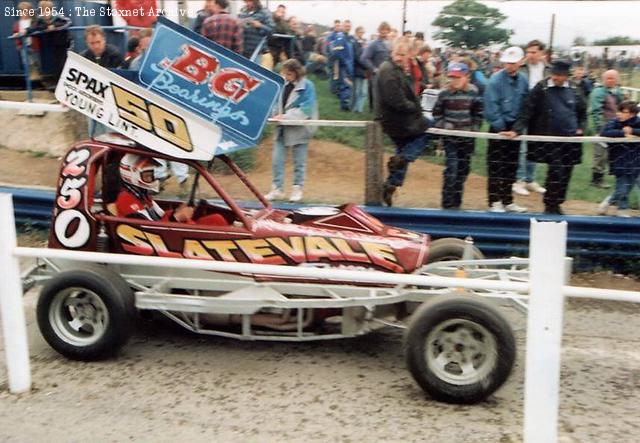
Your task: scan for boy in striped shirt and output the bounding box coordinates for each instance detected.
[433,62,483,209]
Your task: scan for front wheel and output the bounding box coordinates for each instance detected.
[37,267,136,361]
[404,294,515,404]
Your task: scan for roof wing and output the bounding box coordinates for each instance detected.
[138,16,284,156]
[55,52,222,161]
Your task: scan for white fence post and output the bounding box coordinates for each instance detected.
[0,194,31,393]
[524,219,567,443]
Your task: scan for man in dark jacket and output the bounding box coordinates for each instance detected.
[506,60,587,215]
[376,40,432,206]
[80,25,124,68]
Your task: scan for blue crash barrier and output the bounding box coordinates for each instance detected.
[2,186,639,268]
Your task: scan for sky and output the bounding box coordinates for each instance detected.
[209,1,640,49]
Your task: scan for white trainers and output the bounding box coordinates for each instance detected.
[616,209,631,218]
[489,201,506,213]
[289,185,303,202]
[265,186,285,201]
[597,195,611,215]
[512,181,530,196]
[525,181,546,194]
[505,203,527,213]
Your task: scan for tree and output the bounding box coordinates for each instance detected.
[572,36,588,46]
[592,36,640,46]
[431,0,513,49]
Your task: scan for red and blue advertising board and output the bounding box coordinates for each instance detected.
[138,17,284,155]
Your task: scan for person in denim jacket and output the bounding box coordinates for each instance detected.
[266,59,318,202]
[484,46,529,213]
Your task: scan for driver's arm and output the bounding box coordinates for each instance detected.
[162,203,194,223]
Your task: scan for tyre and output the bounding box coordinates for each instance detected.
[404,294,515,404]
[37,267,136,361]
[427,238,484,263]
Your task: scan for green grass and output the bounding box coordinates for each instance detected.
[310,75,375,149]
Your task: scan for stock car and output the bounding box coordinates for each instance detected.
[32,139,517,404]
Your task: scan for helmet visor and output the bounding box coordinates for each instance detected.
[140,169,156,184]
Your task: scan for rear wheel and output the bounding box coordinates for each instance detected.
[427,237,484,263]
[404,294,515,404]
[37,267,136,361]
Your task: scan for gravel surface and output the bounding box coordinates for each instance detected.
[1,274,639,442]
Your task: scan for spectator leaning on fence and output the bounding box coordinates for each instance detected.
[238,0,274,62]
[80,25,124,68]
[433,62,483,210]
[589,69,624,189]
[597,101,640,217]
[508,59,587,215]
[513,39,550,197]
[201,0,243,55]
[485,46,530,213]
[376,40,433,207]
[265,59,318,203]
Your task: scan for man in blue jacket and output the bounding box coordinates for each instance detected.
[484,46,529,213]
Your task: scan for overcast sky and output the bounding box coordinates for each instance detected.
[218,1,640,49]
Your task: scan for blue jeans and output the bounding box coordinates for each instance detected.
[442,140,473,209]
[386,132,432,187]
[517,141,536,182]
[610,173,639,210]
[272,134,308,189]
[351,77,368,112]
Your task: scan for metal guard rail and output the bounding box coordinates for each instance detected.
[3,185,638,267]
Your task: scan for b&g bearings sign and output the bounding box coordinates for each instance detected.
[55,52,222,161]
[139,17,284,155]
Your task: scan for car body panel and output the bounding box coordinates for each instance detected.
[48,142,432,281]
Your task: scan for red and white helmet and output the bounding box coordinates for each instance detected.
[119,154,162,193]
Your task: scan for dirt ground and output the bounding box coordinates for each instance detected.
[0,138,608,215]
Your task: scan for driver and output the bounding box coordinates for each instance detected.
[116,154,195,222]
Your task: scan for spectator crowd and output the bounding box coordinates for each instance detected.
[10,0,640,216]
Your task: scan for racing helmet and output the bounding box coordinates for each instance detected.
[119,154,162,193]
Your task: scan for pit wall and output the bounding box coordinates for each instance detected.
[0,91,88,157]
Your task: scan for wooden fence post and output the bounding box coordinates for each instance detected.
[364,122,384,205]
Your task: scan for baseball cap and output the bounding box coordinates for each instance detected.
[500,46,524,63]
[447,62,469,77]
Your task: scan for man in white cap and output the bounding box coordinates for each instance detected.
[484,46,529,212]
